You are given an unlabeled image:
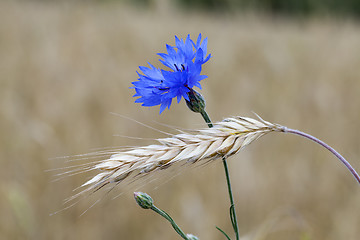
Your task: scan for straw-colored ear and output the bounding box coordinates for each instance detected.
[61,115,360,206]
[67,116,282,201]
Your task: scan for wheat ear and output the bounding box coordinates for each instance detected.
[64,116,359,202]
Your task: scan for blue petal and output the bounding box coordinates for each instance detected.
[195,33,202,48]
[159,98,172,113]
[166,44,176,56]
[200,37,208,56]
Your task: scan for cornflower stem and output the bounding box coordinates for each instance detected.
[283,127,360,184]
[222,157,240,240]
[200,110,213,128]
[150,205,189,240]
[200,109,240,240]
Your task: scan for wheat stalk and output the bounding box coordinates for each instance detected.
[61,115,360,204]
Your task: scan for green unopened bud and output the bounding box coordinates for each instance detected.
[186,89,206,113]
[186,234,199,240]
[134,192,153,209]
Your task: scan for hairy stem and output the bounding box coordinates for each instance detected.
[283,127,360,184]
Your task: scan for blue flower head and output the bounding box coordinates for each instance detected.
[132,34,211,113]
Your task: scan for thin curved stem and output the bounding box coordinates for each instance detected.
[151,205,189,239]
[283,127,360,184]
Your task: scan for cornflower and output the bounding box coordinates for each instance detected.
[132,34,211,113]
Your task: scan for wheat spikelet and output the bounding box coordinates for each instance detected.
[61,116,284,203]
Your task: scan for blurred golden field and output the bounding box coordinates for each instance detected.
[1,1,360,239]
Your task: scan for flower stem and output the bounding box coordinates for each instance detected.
[151,205,190,240]
[222,157,240,240]
[200,109,239,240]
[283,127,360,184]
[200,110,213,128]
[134,192,196,240]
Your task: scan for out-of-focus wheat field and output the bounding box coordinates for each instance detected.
[1,0,360,239]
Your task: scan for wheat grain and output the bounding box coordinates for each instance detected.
[59,114,360,206]
[61,116,283,202]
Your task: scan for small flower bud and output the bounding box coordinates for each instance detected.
[186,89,206,113]
[134,192,153,209]
[186,233,199,240]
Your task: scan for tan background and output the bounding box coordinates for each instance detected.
[1,1,360,239]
